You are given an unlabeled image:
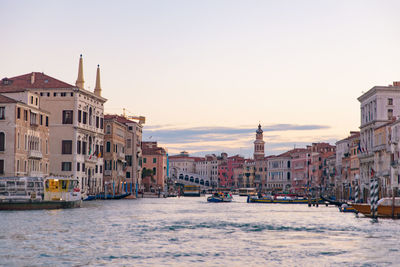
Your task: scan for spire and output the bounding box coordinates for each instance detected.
[94,64,102,96]
[75,54,84,89]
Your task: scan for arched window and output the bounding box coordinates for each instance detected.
[0,132,5,151]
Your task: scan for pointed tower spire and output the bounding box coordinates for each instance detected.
[75,54,85,89]
[94,64,102,96]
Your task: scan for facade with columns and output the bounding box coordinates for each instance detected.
[358,82,400,201]
[0,56,107,196]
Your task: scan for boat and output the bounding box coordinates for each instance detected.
[0,177,81,210]
[339,203,358,213]
[351,197,400,218]
[247,193,321,204]
[320,195,347,207]
[83,192,131,201]
[238,188,257,196]
[183,185,201,197]
[207,192,233,202]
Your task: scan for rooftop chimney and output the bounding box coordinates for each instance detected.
[30,72,35,84]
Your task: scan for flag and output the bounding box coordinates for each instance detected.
[98,151,102,158]
[357,142,361,153]
[370,167,375,178]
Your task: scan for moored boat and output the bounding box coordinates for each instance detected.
[0,177,81,210]
[351,197,400,218]
[207,192,233,202]
[339,203,358,213]
[247,193,321,204]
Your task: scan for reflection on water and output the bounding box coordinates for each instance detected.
[1,196,399,266]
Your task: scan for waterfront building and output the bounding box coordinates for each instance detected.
[308,143,335,191]
[389,119,400,193]
[373,122,392,197]
[243,159,255,188]
[336,132,360,199]
[358,81,400,201]
[169,151,197,174]
[266,152,292,192]
[103,115,127,195]
[218,155,245,188]
[141,141,167,192]
[195,154,219,188]
[103,114,143,195]
[289,148,310,194]
[0,57,107,195]
[0,88,50,177]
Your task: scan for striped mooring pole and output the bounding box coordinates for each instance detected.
[355,185,359,203]
[370,179,379,218]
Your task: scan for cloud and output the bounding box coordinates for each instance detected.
[142,123,336,157]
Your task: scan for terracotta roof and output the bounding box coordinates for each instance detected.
[0,94,17,103]
[0,72,74,92]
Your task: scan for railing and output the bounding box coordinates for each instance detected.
[117,152,125,159]
[104,170,112,176]
[85,155,98,163]
[28,150,42,159]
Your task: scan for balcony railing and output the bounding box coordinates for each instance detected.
[85,155,98,163]
[28,150,42,159]
[104,170,112,176]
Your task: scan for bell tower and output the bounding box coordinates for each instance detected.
[254,124,265,160]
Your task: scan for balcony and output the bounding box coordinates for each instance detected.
[104,170,112,176]
[85,155,98,163]
[28,150,42,159]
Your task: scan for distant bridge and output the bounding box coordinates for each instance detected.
[169,167,213,189]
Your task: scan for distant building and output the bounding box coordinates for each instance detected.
[141,141,167,191]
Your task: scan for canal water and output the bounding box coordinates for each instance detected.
[1,196,399,266]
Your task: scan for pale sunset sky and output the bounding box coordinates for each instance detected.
[1,0,400,157]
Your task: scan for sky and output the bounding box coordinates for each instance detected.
[1,0,400,158]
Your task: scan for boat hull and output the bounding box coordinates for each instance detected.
[0,200,81,210]
[248,197,322,204]
[207,197,232,202]
[351,203,400,218]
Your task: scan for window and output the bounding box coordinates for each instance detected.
[46,116,49,126]
[100,118,103,129]
[70,93,74,97]
[0,132,4,151]
[388,98,393,105]
[143,158,147,163]
[45,139,48,154]
[153,167,156,175]
[62,110,73,124]
[106,141,111,152]
[61,92,66,97]
[47,92,50,97]
[126,172,131,178]
[40,115,43,125]
[100,165,102,174]
[127,139,131,148]
[30,96,33,104]
[153,158,156,163]
[0,107,5,120]
[83,112,87,124]
[61,162,72,171]
[82,141,87,155]
[35,98,38,105]
[388,109,393,120]
[77,162,80,172]
[24,110,28,121]
[106,125,111,134]
[82,163,86,172]
[95,165,98,173]
[96,116,99,128]
[100,145,103,157]
[17,133,20,149]
[0,160,4,174]
[30,112,37,125]
[77,141,81,154]
[53,92,57,97]
[17,107,20,119]
[62,140,72,154]
[78,110,82,123]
